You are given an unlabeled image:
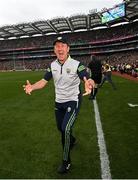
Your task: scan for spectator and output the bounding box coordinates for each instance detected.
[100,62,116,90]
[88,55,102,100]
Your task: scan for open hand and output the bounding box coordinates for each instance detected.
[83,77,95,96]
[23,80,33,95]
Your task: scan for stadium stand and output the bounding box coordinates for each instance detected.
[0,0,138,77]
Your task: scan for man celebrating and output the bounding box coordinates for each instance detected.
[23,36,94,174]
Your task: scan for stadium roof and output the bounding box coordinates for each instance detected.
[0,0,137,40]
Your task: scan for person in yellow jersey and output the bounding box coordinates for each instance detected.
[100,62,116,90]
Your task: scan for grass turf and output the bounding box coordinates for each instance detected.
[97,76,138,179]
[0,71,100,179]
[0,71,137,178]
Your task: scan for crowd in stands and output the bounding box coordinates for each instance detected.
[0,21,137,79]
[24,59,51,70]
[98,51,138,78]
[1,51,137,79]
[0,60,14,70]
[0,59,51,71]
[0,21,137,50]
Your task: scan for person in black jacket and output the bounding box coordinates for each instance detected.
[88,55,102,100]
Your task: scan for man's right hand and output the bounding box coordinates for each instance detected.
[23,80,33,95]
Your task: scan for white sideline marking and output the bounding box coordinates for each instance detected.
[93,99,112,179]
[128,103,138,107]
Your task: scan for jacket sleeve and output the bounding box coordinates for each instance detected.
[77,62,90,80]
[43,66,52,81]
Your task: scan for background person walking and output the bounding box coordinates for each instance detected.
[100,63,116,90]
[88,56,102,100]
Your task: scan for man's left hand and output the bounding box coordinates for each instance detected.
[83,77,95,96]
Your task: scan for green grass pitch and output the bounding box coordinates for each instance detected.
[0,71,137,179]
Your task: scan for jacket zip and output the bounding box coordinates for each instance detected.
[60,64,63,74]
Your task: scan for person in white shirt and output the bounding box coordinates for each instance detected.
[23,36,95,174]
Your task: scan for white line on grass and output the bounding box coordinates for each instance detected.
[93,99,112,179]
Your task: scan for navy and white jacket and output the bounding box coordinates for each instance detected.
[43,56,89,103]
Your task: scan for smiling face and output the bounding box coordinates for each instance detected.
[54,42,70,64]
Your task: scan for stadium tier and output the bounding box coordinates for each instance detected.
[0,1,138,178]
[0,0,137,77]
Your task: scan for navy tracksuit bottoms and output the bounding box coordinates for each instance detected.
[55,100,80,162]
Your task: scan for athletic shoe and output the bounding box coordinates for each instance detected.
[89,96,93,100]
[57,160,71,174]
[89,96,95,100]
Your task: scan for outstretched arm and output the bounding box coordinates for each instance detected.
[23,79,48,95]
[76,62,95,96]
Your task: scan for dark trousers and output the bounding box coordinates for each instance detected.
[90,73,102,99]
[100,71,116,89]
[55,100,80,162]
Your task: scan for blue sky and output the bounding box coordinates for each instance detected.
[0,0,123,27]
